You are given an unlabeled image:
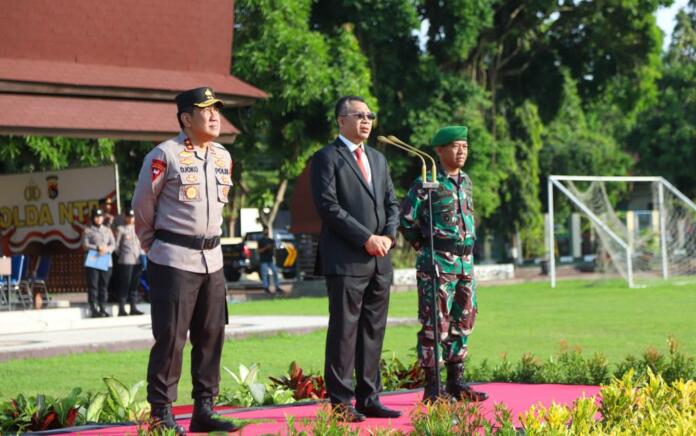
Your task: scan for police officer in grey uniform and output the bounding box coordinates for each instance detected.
[82,207,115,318]
[132,87,237,435]
[114,208,144,316]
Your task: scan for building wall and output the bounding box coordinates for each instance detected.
[1,0,234,74]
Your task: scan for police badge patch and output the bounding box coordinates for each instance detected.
[151,159,167,182]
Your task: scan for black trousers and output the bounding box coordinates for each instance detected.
[324,272,392,407]
[146,261,228,405]
[116,263,142,305]
[86,267,112,307]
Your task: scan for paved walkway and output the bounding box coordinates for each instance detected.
[0,305,417,361]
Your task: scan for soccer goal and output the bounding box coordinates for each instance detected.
[547,176,696,288]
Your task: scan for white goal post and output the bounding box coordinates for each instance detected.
[547,175,696,288]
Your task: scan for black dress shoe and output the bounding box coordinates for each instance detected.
[356,403,402,418]
[331,404,366,422]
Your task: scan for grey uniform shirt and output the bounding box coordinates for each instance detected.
[114,224,141,265]
[82,224,116,268]
[132,132,233,274]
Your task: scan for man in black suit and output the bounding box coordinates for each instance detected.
[310,96,401,421]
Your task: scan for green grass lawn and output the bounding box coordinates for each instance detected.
[0,279,694,404]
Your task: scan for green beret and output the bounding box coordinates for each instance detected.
[431,126,468,147]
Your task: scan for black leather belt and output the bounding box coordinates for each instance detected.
[433,239,472,256]
[154,229,220,250]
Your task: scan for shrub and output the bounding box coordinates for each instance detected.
[84,377,150,424]
[269,361,327,401]
[219,363,296,407]
[410,398,516,435]
[285,404,362,436]
[615,336,695,383]
[380,353,424,391]
[0,388,81,433]
[518,370,696,434]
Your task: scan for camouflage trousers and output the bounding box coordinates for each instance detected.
[416,270,477,368]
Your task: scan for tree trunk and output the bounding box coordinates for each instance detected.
[259,178,289,232]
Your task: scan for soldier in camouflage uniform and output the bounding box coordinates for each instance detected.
[399,125,488,403]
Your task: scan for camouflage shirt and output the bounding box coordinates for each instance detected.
[399,167,475,275]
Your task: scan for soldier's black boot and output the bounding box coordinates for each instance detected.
[118,303,128,316]
[129,302,144,315]
[89,304,100,318]
[98,305,110,317]
[189,397,240,433]
[422,366,445,403]
[446,363,488,402]
[150,404,186,435]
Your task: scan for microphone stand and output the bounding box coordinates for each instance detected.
[378,136,442,395]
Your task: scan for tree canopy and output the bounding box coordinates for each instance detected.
[1,0,693,259]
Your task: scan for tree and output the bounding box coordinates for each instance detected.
[0,136,114,174]
[230,0,375,231]
[539,70,632,221]
[626,1,696,196]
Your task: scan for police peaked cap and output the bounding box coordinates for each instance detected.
[431,126,468,147]
[91,208,104,219]
[175,87,224,112]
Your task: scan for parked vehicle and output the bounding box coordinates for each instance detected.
[222,230,299,282]
[221,237,251,282]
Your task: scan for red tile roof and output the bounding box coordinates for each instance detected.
[1,0,235,75]
[0,58,266,101]
[0,93,240,143]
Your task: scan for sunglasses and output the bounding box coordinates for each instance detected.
[340,112,377,121]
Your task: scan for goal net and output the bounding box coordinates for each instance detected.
[547,176,696,288]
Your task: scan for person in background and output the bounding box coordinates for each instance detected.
[257,226,281,294]
[101,197,116,228]
[114,208,145,316]
[82,207,115,318]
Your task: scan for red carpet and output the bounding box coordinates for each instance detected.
[69,383,601,435]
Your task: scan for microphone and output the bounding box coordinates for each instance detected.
[386,135,438,188]
[377,136,428,182]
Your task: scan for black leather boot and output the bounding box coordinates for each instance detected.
[189,397,240,432]
[129,302,144,315]
[150,404,186,435]
[98,305,110,317]
[446,362,488,402]
[422,366,446,403]
[118,304,129,316]
[89,304,100,318]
